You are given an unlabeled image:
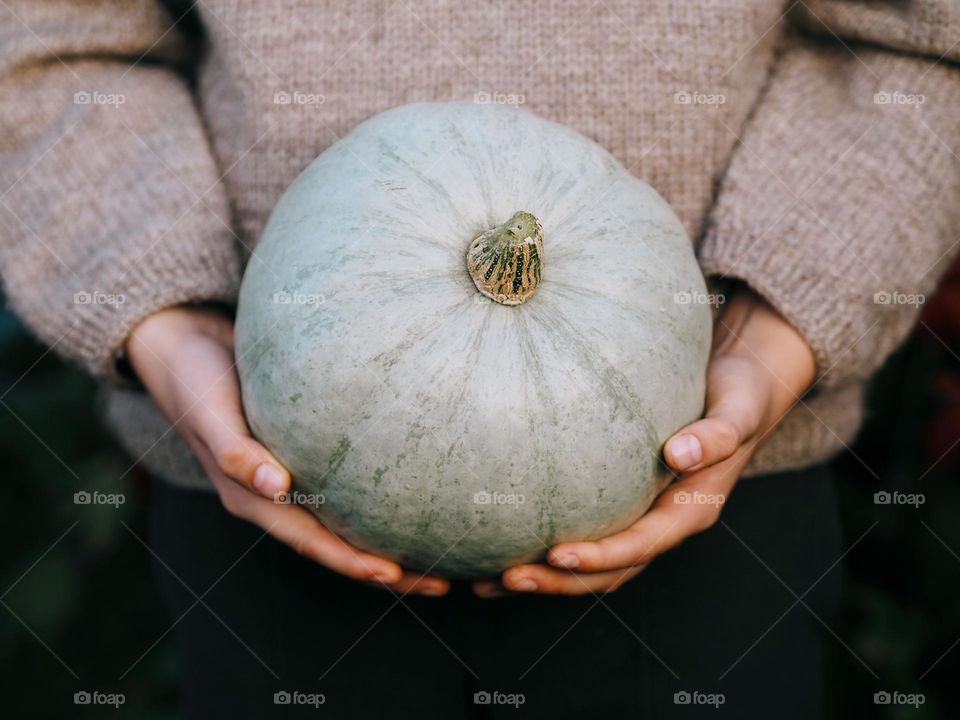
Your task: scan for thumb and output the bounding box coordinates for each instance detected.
[191,373,292,500]
[664,372,765,472]
[204,423,291,500]
[664,415,744,473]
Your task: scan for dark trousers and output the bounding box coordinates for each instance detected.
[149,463,842,719]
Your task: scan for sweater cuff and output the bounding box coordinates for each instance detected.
[699,35,960,389]
[0,63,244,383]
[699,221,867,386]
[65,230,242,381]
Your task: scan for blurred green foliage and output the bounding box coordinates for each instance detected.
[0,301,958,718]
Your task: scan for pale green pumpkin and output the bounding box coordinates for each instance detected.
[236,101,711,578]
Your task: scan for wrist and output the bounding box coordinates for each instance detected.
[125,306,182,367]
[124,305,206,382]
[715,286,816,396]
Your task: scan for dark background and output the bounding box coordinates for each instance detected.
[1,266,959,717]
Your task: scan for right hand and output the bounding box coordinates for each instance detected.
[125,304,449,596]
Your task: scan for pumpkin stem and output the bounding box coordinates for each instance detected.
[466,211,543,306]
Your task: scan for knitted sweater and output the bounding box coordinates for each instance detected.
[1,0,959,490]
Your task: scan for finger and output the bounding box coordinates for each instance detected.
[665,414,743,472]
[262,507,402,582]
[664,373,764,472]
[190,364,291,499]
[473,580,508,598]
[209,431,290,500]
[665,351,769,473]
[547,457,745,572]
[500,563,645,596]
[366,572,450,597]
[217,477,404,583]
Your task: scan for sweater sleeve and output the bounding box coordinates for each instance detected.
[700,0,960,389]
[0,0,241,380]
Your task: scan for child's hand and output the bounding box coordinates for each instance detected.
[475,287,816,597]
[126,305,449,596]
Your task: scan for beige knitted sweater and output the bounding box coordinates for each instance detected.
[2,1,959,490]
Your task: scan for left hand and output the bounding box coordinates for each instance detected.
[474,286,816,597]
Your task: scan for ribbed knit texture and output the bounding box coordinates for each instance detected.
[2,0,959,489]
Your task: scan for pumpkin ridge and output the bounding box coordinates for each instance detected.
[235,101,710,577]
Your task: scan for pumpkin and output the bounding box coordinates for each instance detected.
[236,102,711,578]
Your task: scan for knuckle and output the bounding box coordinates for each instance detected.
[214,441,251,478]
[291,536,317,560]
[712,418,740,454]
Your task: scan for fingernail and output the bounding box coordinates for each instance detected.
[551,552,580,569]
[669,434,702,470]
[253,463,285,498]
[513,578,538,592]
